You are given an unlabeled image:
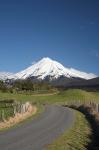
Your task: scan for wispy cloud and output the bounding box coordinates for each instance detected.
[90,49,99,58]
[31,61,36,65]
[95,52,99,58]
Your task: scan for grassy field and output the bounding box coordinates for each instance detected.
[45,110,91,150]
[0,89,98,149]
[0,89,98,104]
[0,89,98,123]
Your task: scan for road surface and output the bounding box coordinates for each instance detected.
[0,105,75,150]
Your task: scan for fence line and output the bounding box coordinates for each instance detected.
[0,101,31,122]
[65,100,99,113]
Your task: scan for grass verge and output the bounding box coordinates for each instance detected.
[45,110,92,150]
[0,104,44,132]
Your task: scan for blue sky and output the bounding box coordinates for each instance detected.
[0,0,99,75]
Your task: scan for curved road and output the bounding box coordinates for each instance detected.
[0,105,75,150]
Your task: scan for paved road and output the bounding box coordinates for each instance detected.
[0,105,75,150]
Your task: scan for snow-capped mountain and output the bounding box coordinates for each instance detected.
[8,57,97,80]
[0,72,14,80]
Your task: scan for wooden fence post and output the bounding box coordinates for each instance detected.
[98,104,99,113]
[96,104,99,113]
[14,106,16,116]
[1,110,5,121]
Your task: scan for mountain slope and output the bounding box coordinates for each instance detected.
[10,57,97,80]
[0,72,14,80]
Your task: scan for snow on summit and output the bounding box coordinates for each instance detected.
[11,57,97,80]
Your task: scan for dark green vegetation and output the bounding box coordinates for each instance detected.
[55,77,99,91]
[0,100,14,121]
[0,81,8,93]
[0,79,55,94]
[13,79,53,92]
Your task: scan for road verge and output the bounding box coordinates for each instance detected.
[46,109,91,150]
[67,104,99,149]
[0,104,37,130]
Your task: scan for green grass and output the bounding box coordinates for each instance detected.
[0,107,14,121]
[45,110,91,150]
[0,89,98,104]
[0,89,98,122]
[0,103,44,132]
[0,103,14,121]
[0,89,98,148]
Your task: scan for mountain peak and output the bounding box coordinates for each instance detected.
[41,57,52,60]
[39,57,53,63]
[12,57,97,80]
[0,57,97,81]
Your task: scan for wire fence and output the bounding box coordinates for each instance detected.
[0,100,31,122]
[64,100,99,113]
